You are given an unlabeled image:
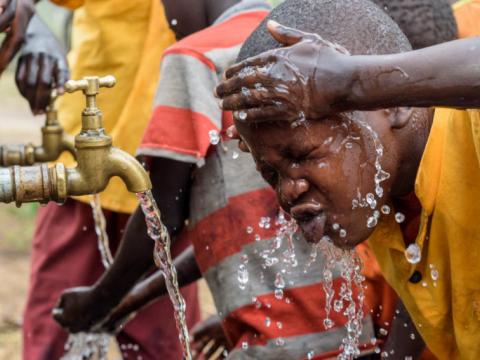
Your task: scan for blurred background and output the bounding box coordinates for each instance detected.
[0,2,70,358]
[0,0,283,358]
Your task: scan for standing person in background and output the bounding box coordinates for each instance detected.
[15,0,236,358]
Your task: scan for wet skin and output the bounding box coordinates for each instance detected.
[235,108,429,249]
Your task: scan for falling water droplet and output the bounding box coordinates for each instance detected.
[208,130,220,145]
[265,317,271,327]
[232,151,239,160]
[395,212,406,223]
[237,264,249,290]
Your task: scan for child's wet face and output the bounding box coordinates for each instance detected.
[237,111,399,249]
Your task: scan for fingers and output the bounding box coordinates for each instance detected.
[33,53,54,113]
[223,52,275,81]
[221,88,279,111]
[233,104,289,124]
[15,53,60,114]
[267,20,312,46]
[54,60,69,94]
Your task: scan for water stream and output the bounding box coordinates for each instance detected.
[62,195,113,360]
[90,194,113,268]
[137,190,192,359]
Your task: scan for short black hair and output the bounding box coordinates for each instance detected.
[238,0,412,62]
[371,0,458,49]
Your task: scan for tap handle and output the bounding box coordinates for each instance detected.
[64,75,116,96]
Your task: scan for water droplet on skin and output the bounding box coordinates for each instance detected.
[410,333,416,340]
[208,130,220,145]
[367,216,378,228]
[381,205,391,215]
[430,266,439,281]
[339,229,347,238]
[241,87,251,97]
[395,212,406,223]
[333,223,340,231]
[366,193,377,209]
[238,111,248,121]
[404,244,421,264]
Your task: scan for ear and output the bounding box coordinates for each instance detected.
[384,107,414,129]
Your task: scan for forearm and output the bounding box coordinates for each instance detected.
[110,246,201,321]
[90,206,156,309]
[345,38,480,110]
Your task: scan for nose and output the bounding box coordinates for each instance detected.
[278,176,310,207]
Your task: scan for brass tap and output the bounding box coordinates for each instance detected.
[0,90,75,166]
[0,76,152,206]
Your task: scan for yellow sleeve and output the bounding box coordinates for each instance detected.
[49,0,84,10]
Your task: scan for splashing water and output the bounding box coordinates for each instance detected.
[90,194,113,268]
[61,333,110,360]
[317,238,365,360]
[137,190,192,359]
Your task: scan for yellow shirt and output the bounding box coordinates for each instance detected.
[369,109,480,359]
[51,0,176,213]
[453,0,480,38]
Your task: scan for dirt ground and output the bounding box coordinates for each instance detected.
[0,71,216,359]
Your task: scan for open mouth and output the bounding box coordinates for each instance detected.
[290,203,327,243]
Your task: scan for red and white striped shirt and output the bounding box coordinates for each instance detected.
[138,3,377,359]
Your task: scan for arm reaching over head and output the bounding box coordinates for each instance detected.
[53,157,193,333]
[0,0,35,74]
[15,14,69,114]
[216,21,480,123]
[97,246,202,334]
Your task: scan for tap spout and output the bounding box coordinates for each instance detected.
[65,147,151,197]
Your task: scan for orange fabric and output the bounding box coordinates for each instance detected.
[453,0,480,38]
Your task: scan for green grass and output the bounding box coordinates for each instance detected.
[0,203,38,253]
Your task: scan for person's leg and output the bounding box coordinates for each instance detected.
[23,200,108,360]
